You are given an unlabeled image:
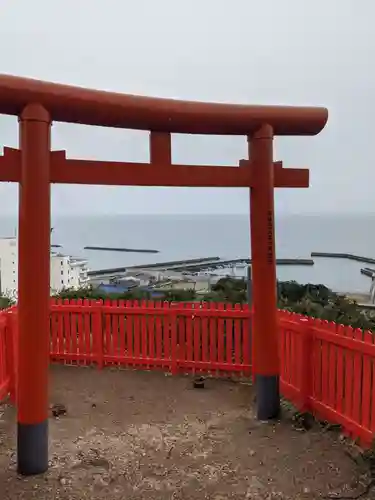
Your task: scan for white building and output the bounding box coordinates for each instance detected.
[50,253,89,294]
[0,237,89,298]
[0,237,18,297]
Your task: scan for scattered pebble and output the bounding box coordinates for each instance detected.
[51,403,67,418]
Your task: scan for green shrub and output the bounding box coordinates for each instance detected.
[51,278,375,331]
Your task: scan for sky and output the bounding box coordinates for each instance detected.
[0,0,373,215]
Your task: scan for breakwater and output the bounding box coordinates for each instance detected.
[85,246,159,254]
[131,256,221,270]
[311,252,375,264]
[88,266,127,277]
[163,257,314,272]
[361,267,375,278]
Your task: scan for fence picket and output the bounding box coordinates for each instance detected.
[111,302,120,362]
[83,299,91,359]
[327,322,338,410]
[147,302,155,364]
[361,330,373,431]
[155,301,163,362]
[163,302,171,364]
[133,301,141,361]
[320,320,331,406]
[234,304,242,367]
[201,303,209,365]
[352,328,364,425]
[332,324,345,416]
[140,300,148,362]
[50,311,58,357]
[63,299,71,361]
[193,307,201,368]
[217,303,225,366]
[118,300,126,359]
[186,305,193,363]
[226,303,233,367]
[209,303,217,371]
[343,325,355,421]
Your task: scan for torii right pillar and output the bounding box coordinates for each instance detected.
[249,124,280,420]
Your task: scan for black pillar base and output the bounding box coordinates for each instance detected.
[17,420,48,475]
[255,374,280,420]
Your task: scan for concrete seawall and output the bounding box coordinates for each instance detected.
[311,252,375,264]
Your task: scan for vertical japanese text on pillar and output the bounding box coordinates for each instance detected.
[267,210,274,264]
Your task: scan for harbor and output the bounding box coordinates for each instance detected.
[86,255,315,295]
[83,252,375,303]
[47,226,375,302]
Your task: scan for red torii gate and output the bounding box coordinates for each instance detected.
[0,75,328,475]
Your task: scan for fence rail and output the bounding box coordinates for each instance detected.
[1,299,375,447]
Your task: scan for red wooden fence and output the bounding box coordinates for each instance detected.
[278,310,375,446]
[49,299,252,376]
[1,299,375,446]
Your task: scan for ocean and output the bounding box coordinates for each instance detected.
[0,214,374,295]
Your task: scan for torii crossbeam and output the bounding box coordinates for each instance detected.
[0,74,328,476]
[0,146,308,187]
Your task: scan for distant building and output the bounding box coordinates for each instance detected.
[50,253,89,294]
[0,238,17,296]
[0,237,89,298]
[88,272,152,289]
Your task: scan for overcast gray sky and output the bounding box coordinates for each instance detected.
[0,0,372,215]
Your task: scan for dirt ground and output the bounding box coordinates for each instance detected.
[0,366,371,499]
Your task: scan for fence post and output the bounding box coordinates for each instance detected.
[5,311,17,404]
[93,301,103,369]
[299,318,313,413]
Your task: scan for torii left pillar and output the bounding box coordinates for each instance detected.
[17,104,51,475]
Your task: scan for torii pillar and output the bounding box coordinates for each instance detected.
[248,125,280,419]
[17,104,51,475]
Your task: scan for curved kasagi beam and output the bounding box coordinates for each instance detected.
[0,74,328,136]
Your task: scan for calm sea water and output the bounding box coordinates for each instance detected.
[0,214,374,294]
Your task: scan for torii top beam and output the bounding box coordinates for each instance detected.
[0,74,327,136]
